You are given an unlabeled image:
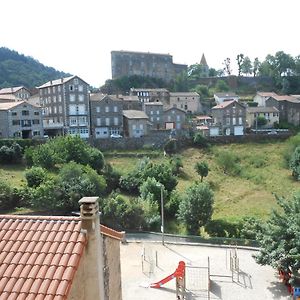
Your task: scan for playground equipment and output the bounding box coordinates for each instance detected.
[150,261,186,299]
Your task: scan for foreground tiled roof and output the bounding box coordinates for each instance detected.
[0,215,87,300]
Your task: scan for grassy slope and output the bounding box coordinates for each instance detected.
[1,141,299,223]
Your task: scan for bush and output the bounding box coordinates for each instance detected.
[193,132,209,148]
[0,143,23,164]
[0,181,19,210]
[205,219,242,238]
[216,150,241,176]
[195,161,209,182]
[290,146,300,180]
[168,155,183,175]
[164,139,178,155]
[25,167,48,188]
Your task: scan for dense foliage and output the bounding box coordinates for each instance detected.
[0,47,70,88]
[0,143,23,164]
[290,146,300,180]
[255,193,300,278]
[195,161,209,182]
[178,182,214,235]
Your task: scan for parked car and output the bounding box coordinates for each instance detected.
[110,133,122,138]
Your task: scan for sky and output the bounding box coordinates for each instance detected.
[0,0,299,87]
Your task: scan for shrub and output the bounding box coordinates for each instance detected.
[25,167,48,188]
[0,181,19,210]
[195,161,209,182]
[0,143,23,164]
[193,132,209,148]
[205,219,242,238]
[216,150,241,176]
[164,139,178,155]
[168,155,183,175]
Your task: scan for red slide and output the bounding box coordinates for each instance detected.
[150,261,185,288]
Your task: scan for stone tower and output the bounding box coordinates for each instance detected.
[200,53,209,77]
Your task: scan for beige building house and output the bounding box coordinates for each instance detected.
[253,92,278,107]
[0,101,43,138]
[123,110,149,137]
[0,86,31,100]
[247,106,279,128]
[0,197,123,300]
[169,92,202,114]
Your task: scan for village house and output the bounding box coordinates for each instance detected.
[37,75,90,138]
[0,86,31,101]
[211,100,246,136]
[90,94,123,138]
[253,92,278,107]
[143,102,164,130]
[123,110,149,137]
[168,92,202,114]
[0,197,123,300]
[266,95,300,126]
[214,92,239,105]
[163,107,186,130]
[246,106,279,129]
[130,88,170,104]
[0,101,43,138]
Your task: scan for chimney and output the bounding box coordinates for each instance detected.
[79,197,105,300]
[61,78,63,83]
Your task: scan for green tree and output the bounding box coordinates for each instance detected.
[178,182,214,235]
[255,193,300,279]
[256,115,268,127]
[253,57,261,77]
[290,146,300,180]
[241,56,252,76]
[0,181,18,210]
[195,161,209,182]
[193,132,209,148]
[215,79,230,92]
[193,84,209,98]
[236,54,244,76]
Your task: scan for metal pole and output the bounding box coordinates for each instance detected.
[160,185,164,245]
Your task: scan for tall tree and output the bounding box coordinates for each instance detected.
[236,54,244,76]
[253,57,261,77]
[195,161,209,182]
[223,58,232,75]
[241,56,253,76]
[255,193,300,279]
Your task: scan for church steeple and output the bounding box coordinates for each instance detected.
[200,53,208,66]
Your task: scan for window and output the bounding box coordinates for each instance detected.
[74,78,78,85]
[105,106,109,113]
[52,87,56,93]
[58,95,62,102]
[168,116,171,122]
[150,117,154,122]
[70,117,77,126]
[59,106,62,113]
[114,106,118,113]
[33,131,40,136]
[150,111,153,115]
[184,105,188,110]
[105,118,110,126]
[156,110,159,115]
[58,85,61,92]
[47,87,50,94]
[157,117,160,121]
[172,110,175,114]
[79,116,87,125]
[54,106,57,114]
[96,106,100,113]
[226,117,230,125]
[69,85,74,91]
[70,94,75,102]
[12,112,17,116]
[79,95,84,102]
[53,96,57,103]
[97,118,101,126]
[78,85,83,92]
[22,110,29,116]
[176,115,180,121]
[132,124,136,130]
[77,104,86,114]
[114,117,119,126]
[239,117,242,125]
[32,119,40,125]
[12,120,20,126]
[140,124,144,130]
[34,111,39,115]
[22,120,31,127]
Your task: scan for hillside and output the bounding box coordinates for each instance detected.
[0,47,70,88]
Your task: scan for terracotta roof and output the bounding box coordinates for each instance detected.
[0,215,87,300]
[0,86,25,94]
[270,95,300,103]
[247,106,279,113]
[100,224,124,241]
[123,110,149,119]
[212,100,236,109]
[256,92,278,98]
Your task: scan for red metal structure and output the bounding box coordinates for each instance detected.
[150,261,186,288]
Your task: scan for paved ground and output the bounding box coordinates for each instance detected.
[120,242,291,300]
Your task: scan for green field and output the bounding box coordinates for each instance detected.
[1,140,299,223]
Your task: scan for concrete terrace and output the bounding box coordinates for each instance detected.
[121,242,291,300]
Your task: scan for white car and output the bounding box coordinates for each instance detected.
[110,133,122,138]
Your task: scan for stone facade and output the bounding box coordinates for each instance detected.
[123,110,149,137]
[266,96,300,126]
[211,100,246,136]
[38,75,90,138]
[163,107,186,129]
[90,94,123,138]
[111,51,187,82]
[169,92,202,114]
[246,106,279,128]
[130,88,170,104]
[0,101,43,138]
[143,102,164,129]
[0,86,31,100]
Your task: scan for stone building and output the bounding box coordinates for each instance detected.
[123,110,149,137]
[169,92,202,114]
[0,86,31,100]
[143,102,164,130]
[37,75,90,138]
[111,50,187,82]
[130,88,170,104]
[90,93,124,138]
[0,101,43,138]
[163,107,186,130]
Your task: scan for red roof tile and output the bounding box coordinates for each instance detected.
[0,215,87,300]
